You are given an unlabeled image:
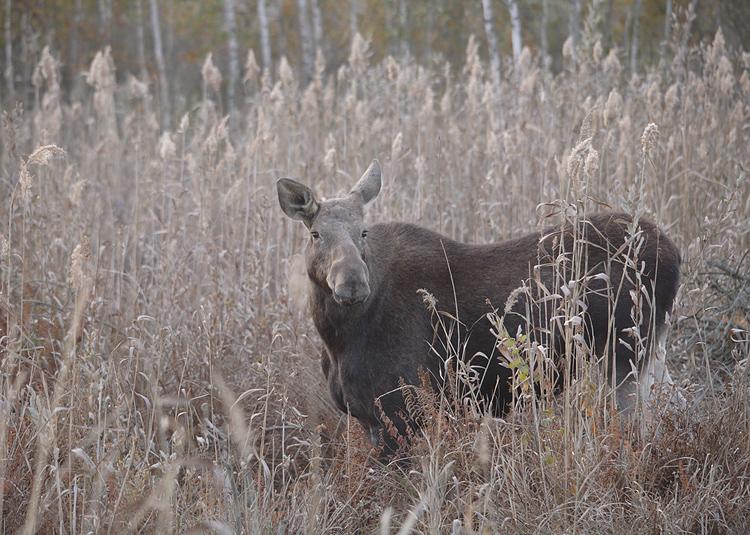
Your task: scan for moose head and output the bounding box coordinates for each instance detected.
[277,160,382,306]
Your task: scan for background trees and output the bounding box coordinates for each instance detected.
[1,0,748,122]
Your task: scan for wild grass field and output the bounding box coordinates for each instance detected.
[1,23,750,535]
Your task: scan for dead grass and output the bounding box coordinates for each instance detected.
[1,24,749,534]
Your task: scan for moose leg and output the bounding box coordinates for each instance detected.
[616,328,684,416]
[638,329,686,412]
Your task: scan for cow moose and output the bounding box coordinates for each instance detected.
[277,160,681,454]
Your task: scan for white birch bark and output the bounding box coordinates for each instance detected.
[70,0,83,82]
[399,0,408,58]
[481,0,501,88]
[604,0,614,49]
[630,0,642,77]
[506,0,522,64]
[311,0,323,51]
[4,0,13,104]
[541,0,549,69]
[425,5,434,60]
[569,0,581,63]
[149,0,171,128]
[350,0,359,42]
[20,9,27,107]
[223,0,240,115]
[98,0,112,43]
[296,0,314,83]
[257,0,272,75]
[135,0,148,80]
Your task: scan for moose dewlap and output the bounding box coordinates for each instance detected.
[277,160,681,455]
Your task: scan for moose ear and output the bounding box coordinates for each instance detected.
[350,159,381,205]
[276,178,319,227]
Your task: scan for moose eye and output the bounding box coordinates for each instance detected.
[311,231,320,240]
[361,230,368,238]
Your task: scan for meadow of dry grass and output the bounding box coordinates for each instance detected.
[1,24,749,534]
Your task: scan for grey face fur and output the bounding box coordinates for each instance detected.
[277,160,382,306]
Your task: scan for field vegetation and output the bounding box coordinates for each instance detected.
[1,13,750,535]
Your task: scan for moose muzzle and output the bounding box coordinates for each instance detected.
[326,248,370,306]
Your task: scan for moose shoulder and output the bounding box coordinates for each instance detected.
[277,160,681,454]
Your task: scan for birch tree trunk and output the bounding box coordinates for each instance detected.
[399,0,409,58]
[70,0,83,92]
[223,0,239,116]
[506,0,522,64]
[481,0,501,88]
[541,0,549,70]
[20,9,28,108]
[604,0,614,50]
[135,0,148,80]
[296,0,314,83]
[311,0,323,51]
[165,0,175,104]
[257,0,272,76]
[569,0,581,63]
[148,0,170,128]
[425,4,435,61]
[98,0,112,44]
[350,0,359,41]
[4,0,13,104]
[630,0,642,77]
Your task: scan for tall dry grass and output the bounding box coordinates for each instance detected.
[0,21,749,534]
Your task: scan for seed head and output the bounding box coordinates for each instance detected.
[279,56,295,86]
[323,147,336,173]
[417,289,438,311]
[32,46,59,89]
[28,144,66,167]
[603,49,622,78]
[604,89,622,126]
[593,40,603,64]
[178,112,190,133]
[86,47,115,91]
[202,53,223,94]
[243,49,260,84]
[158,131,177,160]
[68,179,87,207]
[640,123,659,155]
[391,132,403,160]
[567,138,591,182]
[740,71,750,95]
[584,148,599,179]
[127,75,149,99]
[70,236,92,292]
[0,233,9,259]
[385,56,399,82]
[504,286,526,315]
[562,37,574,60]
[665,83,679,110]
[18,145,66,206]
[19,164,33,205]
[349,33,369,73]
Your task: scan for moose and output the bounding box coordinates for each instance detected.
[277,160,681,454]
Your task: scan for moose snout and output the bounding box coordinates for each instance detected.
[332,281,370,305]
[327,259,370,306]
